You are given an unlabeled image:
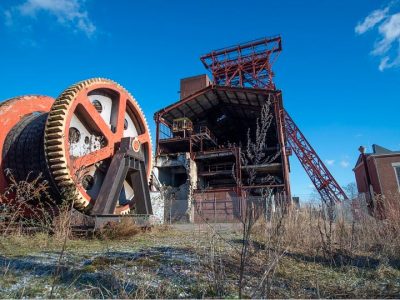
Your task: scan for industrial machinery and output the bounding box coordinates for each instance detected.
[172,117,193,137]
[0,78,153,218]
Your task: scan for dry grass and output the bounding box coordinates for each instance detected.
[97,218,142,240]
[249,202,400,267]
[180,199,400,298]
[1,173,399,298]
[52,203,73,242]
[0,171,55,234]
[237,196,400,298]
[0,217,399,298]
[275,197,400,262]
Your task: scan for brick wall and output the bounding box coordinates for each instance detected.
[354,156,382,194]
[375,155,400,195]
[354,154,400,196]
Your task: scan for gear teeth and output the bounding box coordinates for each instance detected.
[44,77,152,215]
[48,158,64,164]
[47,121,64,127]
[49,109,65,115]
[47,152,63,158]
[52,104,68,110]
[118,207,131,215]
[45,127,63,134]
[54,175,70,181]
[46,145,63,152]
[50,163,67,170]
[47,115,64,121]
[52,170,68,176]
[45,133,63,140]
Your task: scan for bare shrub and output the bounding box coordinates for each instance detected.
[235,99,284,298]
[0,170,55,235]
[98,218,142,240]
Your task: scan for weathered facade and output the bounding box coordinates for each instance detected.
[153,75,290,223]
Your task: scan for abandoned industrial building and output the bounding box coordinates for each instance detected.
[153,76,290,222]
[151,36,348,223]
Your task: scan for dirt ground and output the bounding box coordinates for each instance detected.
[0,223,399,299]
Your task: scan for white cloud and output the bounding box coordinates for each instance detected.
[355,7,389,34]
[325,159,335,166]
[356,3,400,70]
[4,0,96,37]
[340,160,350,168]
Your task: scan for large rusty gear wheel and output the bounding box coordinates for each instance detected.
[44,78,152,214]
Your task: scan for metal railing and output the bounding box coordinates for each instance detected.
[203,163,234,173]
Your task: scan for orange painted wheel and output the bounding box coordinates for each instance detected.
[44,78,152,214]
[0,95,54,195]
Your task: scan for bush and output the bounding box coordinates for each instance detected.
[97,218,142,240]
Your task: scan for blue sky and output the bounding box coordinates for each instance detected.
[0,0,399,200]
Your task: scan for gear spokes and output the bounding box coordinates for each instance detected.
[44,78,152,214]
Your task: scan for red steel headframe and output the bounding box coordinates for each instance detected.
[200,36,282,89]
[283,110,348,203]
[200,35,348,203]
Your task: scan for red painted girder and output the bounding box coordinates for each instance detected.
[283,109,348,204]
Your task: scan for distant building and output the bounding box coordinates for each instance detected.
[353,144,400,196]
[353,144,400,218]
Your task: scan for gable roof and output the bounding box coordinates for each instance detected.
[372,144,393,154]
